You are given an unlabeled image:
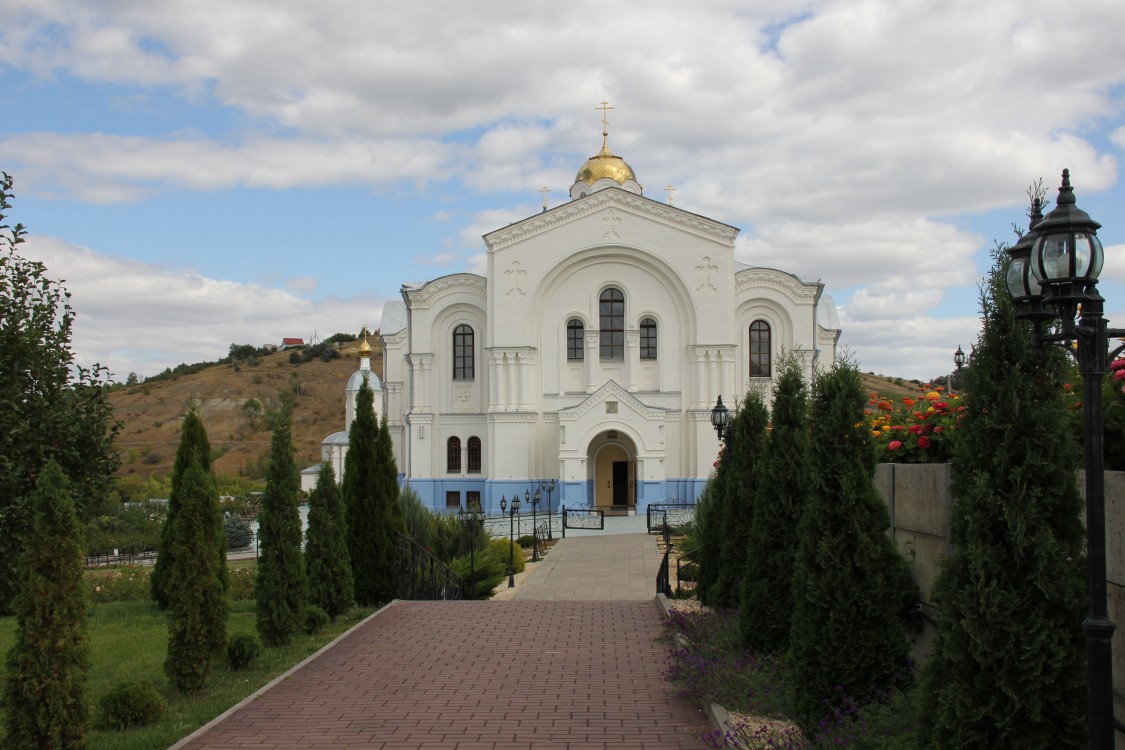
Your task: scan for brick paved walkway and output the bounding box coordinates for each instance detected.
[173,533,708,750]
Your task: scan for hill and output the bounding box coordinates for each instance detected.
[109,341,380,480]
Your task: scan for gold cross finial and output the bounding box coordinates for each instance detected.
[665,185,676,205]
[539,186,550,211]
[596,100,614,149]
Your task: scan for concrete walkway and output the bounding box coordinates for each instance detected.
[172,533,707,750]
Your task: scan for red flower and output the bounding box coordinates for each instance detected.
[890,425,904,432]
[1111,359,1125,371]
[1114,369,1125,381]
[918,436,932,449]
[934,426,945,433]
[934,401,948,410]
[908,424,923,435]
[888,440,903,451]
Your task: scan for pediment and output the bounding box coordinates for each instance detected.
[484,188,738,252]
[557,381,669,423]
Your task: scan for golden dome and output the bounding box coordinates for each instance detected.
[358,328,372,355]
[575,143,636,186]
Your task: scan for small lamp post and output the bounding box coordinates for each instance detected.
[526,488,542,561]
[1005,169,1116,750]
[952,345,967,395]
[499,494,521,588]
[457,504,485,597]
[540,478,557,539]
[710,396,730,441]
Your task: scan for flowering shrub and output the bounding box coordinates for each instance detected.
[866,386,964,464]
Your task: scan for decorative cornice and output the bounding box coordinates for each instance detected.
[404,274,487,310]
[434,414,487,425]
[487,412,539,423]
[484,188,738,251]
[735,267,821,305]
[381,331,407,348]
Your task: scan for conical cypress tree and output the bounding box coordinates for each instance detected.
[3,461,89,749]
[697,423,734,607]
[788,362,919,731]
[164,452,225,692]
[916,247,1086,749]
[343,377,404,606]
[255,412,307,647]
[153,410,226,608]
[305,461,354,617]
[741,355,811,653]
[710,391,769,609]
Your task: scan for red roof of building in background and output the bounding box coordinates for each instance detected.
[280,337,304,347]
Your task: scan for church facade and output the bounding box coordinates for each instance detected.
[373,127,841,514]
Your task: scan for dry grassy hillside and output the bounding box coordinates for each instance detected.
[859,372,935,402]
[110,342,381,480]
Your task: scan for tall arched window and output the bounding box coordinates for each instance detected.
[453,324,474,380]
[467,436,482,473]
[750,321,771,378]
[567,319,584,361]
[599,288,624,360]
[446,436,462,473]
[640,317,657,360]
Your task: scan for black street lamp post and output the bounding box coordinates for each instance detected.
[499,494,521,588]
[540,478,556,539]
[457,505,484,597]
[952,345,967,396]
[1005,170,1116,750]
[710,396,730,441]
[527,488,542,561]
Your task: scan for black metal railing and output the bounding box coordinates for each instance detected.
[675,546,699,597]
[394,532,463,601]
[646,503,696,534]
[85,544,159,567]
[657,544,672,596]
[563,506,604,530]
[533,521,549,557]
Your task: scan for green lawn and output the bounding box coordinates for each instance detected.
[0,598,374,750]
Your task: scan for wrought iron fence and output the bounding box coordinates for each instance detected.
[646,503,696,534]
[563,506,604,530]
[394,532,463,601]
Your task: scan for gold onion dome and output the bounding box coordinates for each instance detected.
[575,142,636,185]
[358,329,372,355]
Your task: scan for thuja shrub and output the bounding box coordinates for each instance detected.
[488,538,525,573]
[301,604,330,634]
[226,633,261,670]
[451,547,506,599]
[96,681,165,730]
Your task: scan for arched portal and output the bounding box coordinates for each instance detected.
[588,430,637,512]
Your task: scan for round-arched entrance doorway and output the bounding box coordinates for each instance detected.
[588,430,636,512]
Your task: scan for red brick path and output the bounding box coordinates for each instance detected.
[176,600,708,749]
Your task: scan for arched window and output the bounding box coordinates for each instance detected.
[453,324,474,380]
[750,321,771,378]
[446,436,461,473]
[567,319,584,361]
[640,317,657,360]
[467,436,482,473]
[599,288,624,360]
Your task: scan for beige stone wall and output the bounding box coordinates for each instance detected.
[879,463,1125,730]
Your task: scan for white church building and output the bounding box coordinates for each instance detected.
[309,117,841,513]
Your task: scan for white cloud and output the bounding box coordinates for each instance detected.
[19,234,384,379]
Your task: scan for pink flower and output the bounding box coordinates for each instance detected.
[934,426,945,433]
[907,425,923,435]
[1111,359,1125,371]
[713,460,720,468]
[888,440,903,451]
[918,436,932,449]
[890,425,904,432]
[1114,368,1125,381]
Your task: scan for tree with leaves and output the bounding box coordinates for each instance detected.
[3,461,90,749]
[915,244,1087,749]
[741,355,811,653]
[164,453,225,692]
[0,172,119,615]
[152,410,226,608]
[788,362,919,731]
[255,411,308,647]
[305,462,354,618]
[709,390,769,609]
[343,375,404,606]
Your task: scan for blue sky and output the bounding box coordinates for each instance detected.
[2,0,1124,381]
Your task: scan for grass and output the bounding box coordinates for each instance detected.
[0,596,374,749]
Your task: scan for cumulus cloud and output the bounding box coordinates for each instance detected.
[3,0,1124,383]
[19,234,385,379]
